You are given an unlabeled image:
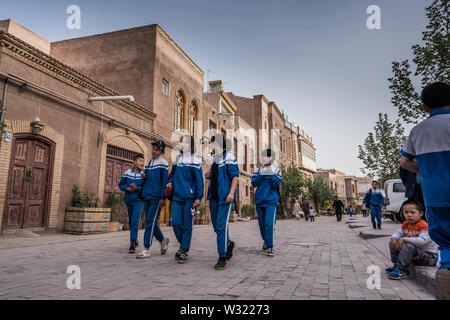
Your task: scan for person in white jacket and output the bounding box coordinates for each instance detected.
[386,200,438,280]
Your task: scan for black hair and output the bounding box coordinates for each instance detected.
[421,82,450,110]
[401,199,424,212]
[372,181,378,185]
[261,148,276,161]
[133,154,144,161]
[181,134,195,154]
[211,133,232,152]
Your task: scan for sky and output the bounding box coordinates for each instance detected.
[1,0,430,176]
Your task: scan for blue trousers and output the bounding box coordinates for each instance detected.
[426,207,450,269]
[143,199,165,249]
[171,200,194,252]
[256,205,277,248]
[126,201,143,245]
[210,200,233,258]
[369,205,382,227]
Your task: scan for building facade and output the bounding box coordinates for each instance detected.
[0,20,169,233]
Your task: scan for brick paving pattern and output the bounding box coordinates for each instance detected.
[0,216,433,300]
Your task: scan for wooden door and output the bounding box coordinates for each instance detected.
[3,136,53,229]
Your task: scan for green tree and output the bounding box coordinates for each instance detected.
[280,165,307,216]
[388,0,450,124]
[358,113,407,180]
[306,177,336,211]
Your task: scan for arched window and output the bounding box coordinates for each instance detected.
[175,90,185,130]
[188,100,197,134]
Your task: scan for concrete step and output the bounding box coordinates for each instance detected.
[348,224,368,229]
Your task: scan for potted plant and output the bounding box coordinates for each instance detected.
[104,191,127,232]
[64,186,111,234]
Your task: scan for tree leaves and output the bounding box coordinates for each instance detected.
[306,177,337,211]
[388,0,450,124]
[357,113,406,179]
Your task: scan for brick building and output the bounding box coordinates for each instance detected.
[0,20,170,233]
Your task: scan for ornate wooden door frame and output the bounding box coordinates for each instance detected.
[1,134,55,231]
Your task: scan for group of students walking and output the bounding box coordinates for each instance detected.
[118,133,283,270]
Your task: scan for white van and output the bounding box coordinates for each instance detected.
[384,179,407,222]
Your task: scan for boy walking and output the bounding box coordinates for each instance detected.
[386,200,437,280]
[251,149,283,257]
[399,82,450,299]
[309,207,315,222]
[206,134,239,270]
[118,155,145,253]
[137,140,170,259]
[363,181,386,229]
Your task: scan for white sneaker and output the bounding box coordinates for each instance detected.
[136,248,151,259]
[160,238,169,255]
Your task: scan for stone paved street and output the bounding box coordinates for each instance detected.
[0,215,434,300]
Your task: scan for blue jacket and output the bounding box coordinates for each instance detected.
[251,165,282,207]
[141,156,169,200]
[363,188,385,207]
[168,153,204,202]
[207,152,240,205]
[118,167,144,203]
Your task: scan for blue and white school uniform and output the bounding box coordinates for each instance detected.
[118,167,144,245]
[168,153,204,253]
[251,165,282,249]
[141,156,169,249]
[400,108,450,269]
[207,152,240,258]
[363,188,385,227]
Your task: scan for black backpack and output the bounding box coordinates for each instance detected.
[366,189,373,207]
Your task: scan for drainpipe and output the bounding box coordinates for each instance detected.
[0,77,8,124]
[0,77,8,145]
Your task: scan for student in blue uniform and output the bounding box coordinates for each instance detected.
[206,134,239,270]
[137,140,170,259]
[166,135,204,264]
[399,82,450,300]
[251,149,283,257]
[118,154,145,253]
[363,181,386,230]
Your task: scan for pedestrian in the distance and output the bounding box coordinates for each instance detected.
[206,133,239,270]
[348,205,355,217]
[118,154,145,253]
[302,198,310,222]
[361,202,367,217]
[251,149,283,257]
[166,135,204,264]
[293,200,301,221]
[332,196,345,222]
[309,207,315,222]
[136,140,170,259]
[363,181,386,230]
